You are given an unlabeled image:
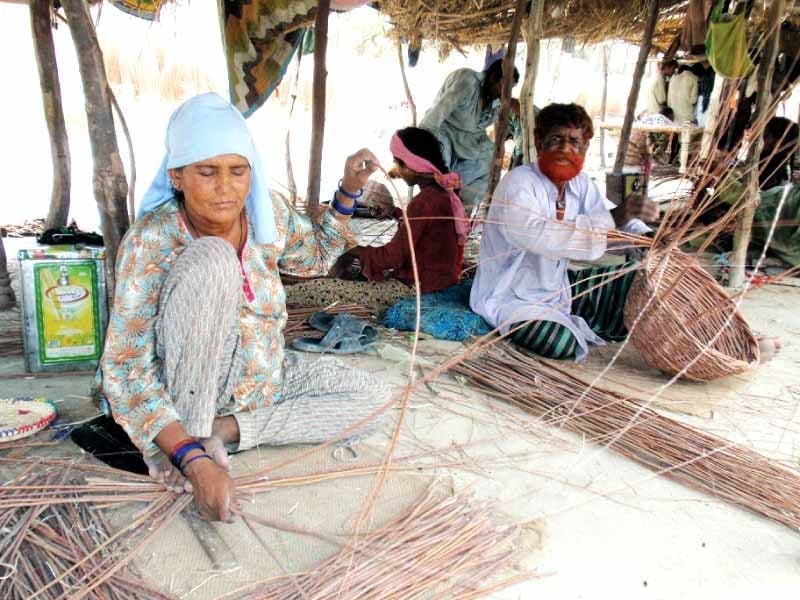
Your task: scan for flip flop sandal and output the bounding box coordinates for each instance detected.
[291,312,379,354]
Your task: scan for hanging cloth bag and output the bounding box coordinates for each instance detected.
[705,0,755,79]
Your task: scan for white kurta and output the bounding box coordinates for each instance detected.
[469,164,616,360]
[667,70,699,123]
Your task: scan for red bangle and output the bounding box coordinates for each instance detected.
[169,438,197,463]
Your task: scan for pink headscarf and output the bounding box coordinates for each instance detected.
[389,133,470,244]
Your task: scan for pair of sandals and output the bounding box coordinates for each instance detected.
[291,312,379,354]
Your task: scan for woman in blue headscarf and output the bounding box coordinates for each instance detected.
[98,93,389,521]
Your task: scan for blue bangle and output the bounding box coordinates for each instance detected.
[170,441,206,470]
[180,453,212,475]
[332,190,357,216]
[338,179,363,199]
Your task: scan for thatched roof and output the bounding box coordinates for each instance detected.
[378,0,689,53]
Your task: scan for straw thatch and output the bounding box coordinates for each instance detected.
[379,0,689,52]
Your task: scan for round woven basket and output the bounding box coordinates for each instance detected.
[0,398,56,442]
[623,249,760,382]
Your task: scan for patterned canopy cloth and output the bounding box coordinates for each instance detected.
[222,0,315,116]
[109,0,165,20]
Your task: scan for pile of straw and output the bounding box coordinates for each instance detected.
[0,455,530,598]
[381,0,686,52]
[224,487,530,599]
[452,342,800,532]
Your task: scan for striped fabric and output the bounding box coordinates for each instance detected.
[157,238,390,451]
[511,263,637,360]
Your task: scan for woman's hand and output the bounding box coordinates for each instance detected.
[144,451,191,493]
[341,149,380,195]
[183,456,237,522]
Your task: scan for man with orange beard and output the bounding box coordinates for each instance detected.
[470,103,656,360]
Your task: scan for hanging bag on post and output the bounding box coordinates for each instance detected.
[705,0,755,78]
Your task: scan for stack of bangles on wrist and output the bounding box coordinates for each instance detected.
[332,179,362,216]
[170,438,212,475]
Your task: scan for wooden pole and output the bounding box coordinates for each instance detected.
[0,231,15,310]
[30,0,71,230]
[487,0,527,196]
[698,76,727,161]
[599,44,610,169]
[286,49,302,207]
[612,0,660,174]
[396,38,417,126]
[519,0,544,164]
[729,0,785,288]
[109,87,136,223]
[61,0,129,298]
[306,0,331,217]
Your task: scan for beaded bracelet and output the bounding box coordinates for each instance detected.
[337,179,364,199]
[332,189,357,216]
[180,453,213,475]
[170,441,206,470]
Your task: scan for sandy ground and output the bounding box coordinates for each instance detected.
[2,241,800,598]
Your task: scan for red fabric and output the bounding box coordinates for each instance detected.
[360,185,461,294]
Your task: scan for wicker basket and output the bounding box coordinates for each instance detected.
[623,249,760,382]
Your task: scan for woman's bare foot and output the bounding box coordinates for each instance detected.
[758,336,784,363]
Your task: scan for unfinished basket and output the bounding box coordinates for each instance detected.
[623,249,760,381]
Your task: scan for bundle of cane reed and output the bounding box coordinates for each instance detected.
[0,456,529,599]
[0,467,180,600]
[452,342,800,532]
[223,487,530,600]
[623,247,760,381]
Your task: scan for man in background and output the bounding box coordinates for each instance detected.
[420,59,519,215]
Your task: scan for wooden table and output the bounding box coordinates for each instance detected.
[599,121,704,174]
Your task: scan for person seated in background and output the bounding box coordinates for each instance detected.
[285,127,466,311]
[420,58,520,215]
[470,103,658,361]
[641,59,677,117]
[667,64,699,124]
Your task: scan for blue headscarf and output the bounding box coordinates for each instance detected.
[138,92,277,245]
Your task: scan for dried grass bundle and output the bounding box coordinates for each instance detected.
[452,343,800,532]
[0,467,182,600]
[382,0,687,51]
[0,453,531,598]
[222,487,530,600]
[624,247,760,381]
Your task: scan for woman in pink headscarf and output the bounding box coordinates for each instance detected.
[285,127,467,311]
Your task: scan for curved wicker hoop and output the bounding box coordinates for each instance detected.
[623,249,760,382]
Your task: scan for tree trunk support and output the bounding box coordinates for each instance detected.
[396,39,417,126]
[520,0,544,164]
[729,0,784,288]
[487,0,527,197]
[599,44,610,169]
[61,0,129,299]
[286,49,302,207]
[0,232,15,310]
[30,0,71,230]
[612,0,660,174]
[306,0,331,217]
